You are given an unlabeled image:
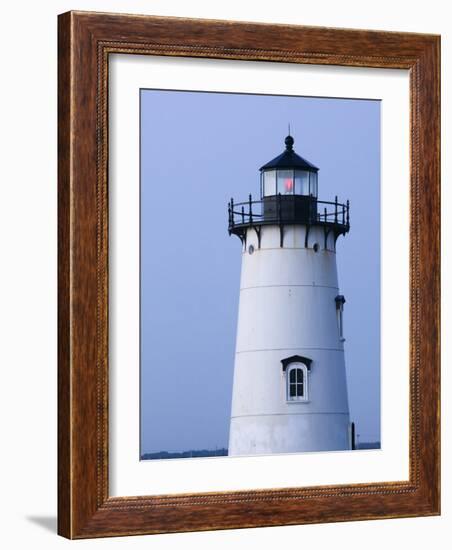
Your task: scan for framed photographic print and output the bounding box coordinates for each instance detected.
[58,11,440,539]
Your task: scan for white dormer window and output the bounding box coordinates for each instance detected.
[281,355,311,403]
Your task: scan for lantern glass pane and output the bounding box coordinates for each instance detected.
[294,170,309,195]
[277,170,294,195]
[263,170,276,196]
[309,172,318,197]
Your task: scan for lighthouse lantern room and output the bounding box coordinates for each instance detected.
[227,134,353,456]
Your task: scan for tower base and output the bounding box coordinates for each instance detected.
[229,413,351,456]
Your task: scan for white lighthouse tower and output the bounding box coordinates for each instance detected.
[227,134,353,456]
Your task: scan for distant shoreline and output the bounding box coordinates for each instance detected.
[141,448,228,460]
[141,443,381,460]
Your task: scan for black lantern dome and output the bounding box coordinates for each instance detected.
[260,135,319,198]
[227,133,350,249]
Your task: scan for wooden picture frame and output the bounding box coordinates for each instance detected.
[58,11,440,539]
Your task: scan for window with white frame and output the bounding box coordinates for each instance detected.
[281,355,312,403]
[286,363,309,402]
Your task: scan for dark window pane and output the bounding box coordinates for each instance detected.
[296,369,304,383]
[297,383,304,396]
[290,384,296,397]
[289,369,296,383]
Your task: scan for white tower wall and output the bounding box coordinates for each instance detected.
[228,225,351,456]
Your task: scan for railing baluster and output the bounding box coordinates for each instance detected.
[241,206,245,224]
[335,196,338,223]
[342,203,345,225]
[249,194,253,224]
[346,200,350,226]
[324,207,327,223]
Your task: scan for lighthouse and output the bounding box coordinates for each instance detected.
[227,134,352,456]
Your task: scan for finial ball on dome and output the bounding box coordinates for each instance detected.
[285,135,294,150]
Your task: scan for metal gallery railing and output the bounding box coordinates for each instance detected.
[228,193,350,232]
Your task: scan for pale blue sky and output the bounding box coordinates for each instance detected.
[140,89,381,454]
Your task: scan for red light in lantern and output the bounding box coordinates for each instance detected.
[285,178,293,192]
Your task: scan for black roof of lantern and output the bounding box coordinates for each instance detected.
[259,135,319,172]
